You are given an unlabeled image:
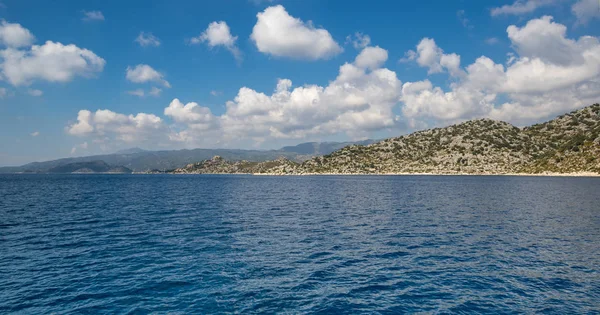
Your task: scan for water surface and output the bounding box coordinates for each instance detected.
[1,174,599,313]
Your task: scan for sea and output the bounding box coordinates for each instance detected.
[1,174,599,314]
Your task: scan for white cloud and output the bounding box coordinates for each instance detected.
[191,21,242,62]
[250,5,342,60]
[354,46,388,70]
[507,16,583,66]
[66,16,600,148]
[68,45,400,148]
[0,87,7,98]
[164,98,217,131]
[346,32,371,49]
[125,64,170,88]
[403,38,465,77]
[0,20,35,48]
[491,0,558,16]
[572,0,600,25]
[401,16,600,125]
[187,45,399,143]
[82,11,104,22]
[210,90,222,96]
[402,79,495,121]
[30,131,39,137]
[67,109,166,144]
[0,41,105,86]
[127,89,145,97]
[135,32,160,47]
[27,88,42,96]
[67,110,94,135]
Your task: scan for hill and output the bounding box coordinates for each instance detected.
[0,141,371,173]
[173,104,600,175]
[47,161,132,174]
[172,156,298,174]
[280,140,376,155]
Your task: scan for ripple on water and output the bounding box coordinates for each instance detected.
[0,174,599,313]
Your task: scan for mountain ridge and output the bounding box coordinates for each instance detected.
[0,140,371,173]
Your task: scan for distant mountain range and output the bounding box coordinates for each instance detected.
[0,140,373,173]
[47,161,132,174]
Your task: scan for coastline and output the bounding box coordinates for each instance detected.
[7,171,599,177]
[169,171,600,177]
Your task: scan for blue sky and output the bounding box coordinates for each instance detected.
[0,0,599,166]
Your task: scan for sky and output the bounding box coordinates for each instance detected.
[0,0,599,166]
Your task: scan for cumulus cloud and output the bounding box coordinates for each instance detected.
[401,16,600,126]
[30,131,39,137]
[572,0,600,25]
[507,16,584,66]
[403,38,465,77]
[164,98,217,131]
[27,88,42,96]
[250,5,342,60]
[215,47,400,142]
[0,87,6,98]
[191,21,242,62]
[67,109,166,144]
[0,20,35,48]
[126,64,170,88]
[82,10,104,22]
[67,110,95,136]
[0,41,105,86]
[135,32,160,47]
[68,45,400,148]
[402,80,495,121]
[490,0,558,16]
[66,16,600,148]
[354,46,388,70]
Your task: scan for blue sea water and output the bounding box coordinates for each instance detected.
[1,174,599,314]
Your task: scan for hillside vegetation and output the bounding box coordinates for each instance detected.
[174,104,600,175]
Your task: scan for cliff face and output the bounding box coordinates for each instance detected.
[172,104,600,175]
